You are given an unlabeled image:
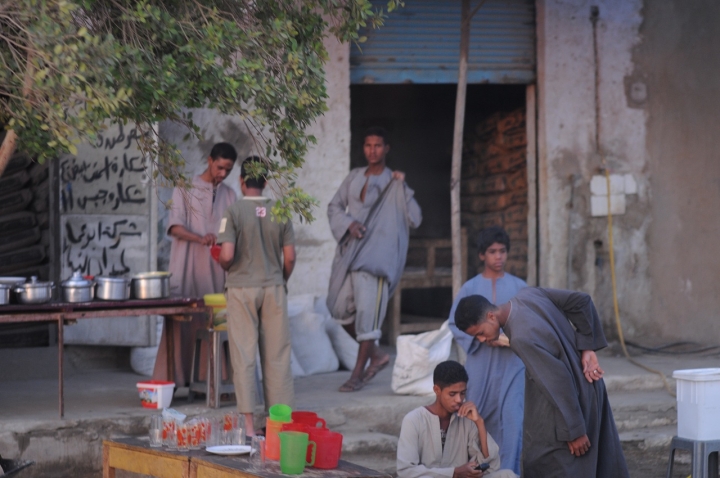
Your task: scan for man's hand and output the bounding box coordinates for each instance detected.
[199,233,216,246]
[458,401,482,423]
[581,350,604,383]
[567,434,591,456]
[453,461,482,478]
[392,171,406,182]
[487,333,510,348]
[348,221,366,239]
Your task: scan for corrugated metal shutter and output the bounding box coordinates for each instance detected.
[350,0,536,84]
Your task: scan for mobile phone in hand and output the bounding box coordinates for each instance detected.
[474,463,489,471]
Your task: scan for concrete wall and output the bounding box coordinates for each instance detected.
[157,36,350,299]
[536,0,650,337]
[287,37,350,298]
[635,0,720,341]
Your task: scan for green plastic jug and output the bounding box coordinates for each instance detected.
[279,431,316,475]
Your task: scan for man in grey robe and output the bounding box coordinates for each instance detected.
[327,127,422,392]
[454,288,630,478]
[397,360,517,478]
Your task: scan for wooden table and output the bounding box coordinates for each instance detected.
[0,297,211,417]
[103,437,390,478]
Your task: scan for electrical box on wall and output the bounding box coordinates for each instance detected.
[590,173,637,217]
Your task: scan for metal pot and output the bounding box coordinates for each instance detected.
[0,284,12,305]
[132,272,171,299]
[61,271,95,303]
[95,276,131,301]
[14,276,54,304]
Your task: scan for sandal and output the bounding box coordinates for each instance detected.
[338,378,365,392]
[362,357,390,384]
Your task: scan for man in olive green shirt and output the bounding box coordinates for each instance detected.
[218,156,296,437]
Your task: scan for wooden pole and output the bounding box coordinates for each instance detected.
[450,0,470,297]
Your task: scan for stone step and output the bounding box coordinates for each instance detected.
[619,424,676,451]
[608,390,677,431]
[341,431,398,455]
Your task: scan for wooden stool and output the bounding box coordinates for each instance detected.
[387,229,467,346]
[187,328,235,408]
[666,435,720,478]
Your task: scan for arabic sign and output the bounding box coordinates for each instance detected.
[59,121,157,347]
[60,122,150,216]
[61,215,148,277]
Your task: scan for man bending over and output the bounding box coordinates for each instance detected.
[397,360,518,478]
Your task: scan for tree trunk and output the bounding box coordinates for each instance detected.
[0,129,18,177]
[450,0,470,297]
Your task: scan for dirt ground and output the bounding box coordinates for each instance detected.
[622,443,690,478]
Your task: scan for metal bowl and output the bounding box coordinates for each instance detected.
[132,272,171,299]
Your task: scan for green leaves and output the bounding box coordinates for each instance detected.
[1,0,399,222]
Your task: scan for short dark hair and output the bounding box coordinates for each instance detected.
[476,226,510,255]
[241,156,267,189]
[363,126,390,145]
[433,360,468,389]
[454,295,497,332]
[209,142,238,162]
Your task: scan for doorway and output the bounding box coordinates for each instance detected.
[350,84,530,324]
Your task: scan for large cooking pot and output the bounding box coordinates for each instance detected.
[0,283,13,305]
[14,276,54,304]
[0,277,25,306]
[61,271,95,303]
[95,276,131,301]
[132,272,171,299]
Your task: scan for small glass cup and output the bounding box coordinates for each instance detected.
[226,427,245,446]
[188,419,203,450]
[222,411,239,444]
[149,415,163,447]
[249,436,266,471]
[206,416,222,447]
[177,423,190,452]
[163,417,177,449]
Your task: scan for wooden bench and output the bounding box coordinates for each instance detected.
[387,229,467,345]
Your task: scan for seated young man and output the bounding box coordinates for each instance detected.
[396,361,518,478]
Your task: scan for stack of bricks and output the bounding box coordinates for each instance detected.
[460,108,528,279]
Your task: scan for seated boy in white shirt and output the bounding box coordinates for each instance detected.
[397,361,518,478]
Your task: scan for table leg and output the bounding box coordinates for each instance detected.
[102,442,116,478]
[208,330,217,408]
[165,316,175,382]
[58,315,64,419]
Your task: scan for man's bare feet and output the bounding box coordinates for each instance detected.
[339,377,365,392]
[362,354,390,384]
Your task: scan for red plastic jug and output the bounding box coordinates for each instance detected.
[309,428,343,469]
[291,411,327,429]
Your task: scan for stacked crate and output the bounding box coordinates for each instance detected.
[0,149,51,348]
[461,108,528,279]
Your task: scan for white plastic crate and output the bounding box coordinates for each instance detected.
[673,368,720,440]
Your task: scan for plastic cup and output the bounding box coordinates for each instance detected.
[149,415,163,448]
[279,431,316,475]
[268,403,292,423]
[250,436,266,471]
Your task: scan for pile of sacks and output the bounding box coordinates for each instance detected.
[130,294,358,377]
[287,294,358,377]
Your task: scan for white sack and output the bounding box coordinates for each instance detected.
[289,311,340,375]
[314,296,358,370]
[391,321,453,396]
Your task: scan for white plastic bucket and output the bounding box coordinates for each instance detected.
[136,380,175,409]
[672,368,720,440]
